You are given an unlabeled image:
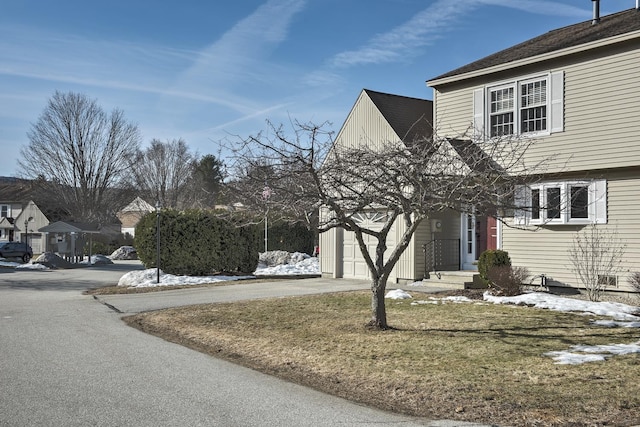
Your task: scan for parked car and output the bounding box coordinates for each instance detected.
[0,242,33,263]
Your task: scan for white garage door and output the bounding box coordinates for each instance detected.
[342,212,395,280]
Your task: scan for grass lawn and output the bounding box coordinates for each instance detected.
[124,290,640,426]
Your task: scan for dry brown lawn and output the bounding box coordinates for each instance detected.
[124,290,640,426]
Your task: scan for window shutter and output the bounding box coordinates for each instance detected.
[550,71,564,133]
[590,179,607,224]
[473,88,485,141]
[513,185,530,226]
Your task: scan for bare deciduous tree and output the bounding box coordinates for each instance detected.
[568,224,626,302]
[129,138,195,209]
[228,120,546,329]
[20,91,141,221]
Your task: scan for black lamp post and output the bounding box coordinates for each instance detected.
[156,201,161,284]
[24,216,33,248]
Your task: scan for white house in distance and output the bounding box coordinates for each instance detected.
[116,197,155,237]
[427,4,640,292]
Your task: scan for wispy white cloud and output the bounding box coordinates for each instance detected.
[173,0,307,96]
[329,0,590,68]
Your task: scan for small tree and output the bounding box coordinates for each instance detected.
[568,224,626,302]
[227,120,547,329]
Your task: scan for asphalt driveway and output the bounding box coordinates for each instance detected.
[0,261,491,427]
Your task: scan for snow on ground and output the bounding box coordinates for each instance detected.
[117,268,255,288]
[484,291,639,321]
[383,288,640,365]
[385,289,412,299]
[15,262,49,270]
[118,251,320,288]
[254,256,319,275]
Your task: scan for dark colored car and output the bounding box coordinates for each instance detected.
[0,241,33,263]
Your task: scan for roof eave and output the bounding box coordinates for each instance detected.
[427,29,640,88]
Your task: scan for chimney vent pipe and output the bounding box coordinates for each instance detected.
[592,0,600,24]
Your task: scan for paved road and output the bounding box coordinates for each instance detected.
[0,261,493,427]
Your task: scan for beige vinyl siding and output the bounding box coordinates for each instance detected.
[433,88,474,140]
[433,44,640,174]
[334,92,403,152]
[503,174,640,292]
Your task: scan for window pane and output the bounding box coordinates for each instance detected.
[490,87,514,137]
[546,187,561,219]
[531,189,540,220]
[570,186,589,219]
[490,112,514,137]
[520,79,547,133]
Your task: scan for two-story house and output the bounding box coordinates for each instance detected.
[427,5,640,292]
[0,200,49,254]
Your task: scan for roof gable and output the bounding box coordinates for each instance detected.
[38,221,100,234]
[363,89,433,143]
[430,8,640,83]
[119,197,155,213]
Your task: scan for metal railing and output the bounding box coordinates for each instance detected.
[421,239,460,279]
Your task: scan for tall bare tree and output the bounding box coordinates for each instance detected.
[228,120,548,329]
[20,91,141,221]
[129,138,195,209]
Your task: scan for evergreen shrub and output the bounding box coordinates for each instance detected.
[477,249,511,285]
[134,209,260,276]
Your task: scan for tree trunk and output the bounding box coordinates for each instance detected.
[369,277,388,329]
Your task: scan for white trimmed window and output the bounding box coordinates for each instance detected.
[515,180,606,225]
[0,205,8,218]
[474,71,564,139]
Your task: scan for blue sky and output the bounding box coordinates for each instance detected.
[0,0,618,177]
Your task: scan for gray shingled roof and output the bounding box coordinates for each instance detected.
[38,221,101,234]
[430,8,640,82]
[363,89,433,143]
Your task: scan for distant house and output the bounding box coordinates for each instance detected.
[319,89,433,282]
[0,200,50,254]
[427,5,640,292]
[116,197,155,237]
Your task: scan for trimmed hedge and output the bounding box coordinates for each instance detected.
[259,220,314,255]
[134,209,260,275]
[477,249,512,285]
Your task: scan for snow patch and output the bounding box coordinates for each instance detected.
[385,289,412,300]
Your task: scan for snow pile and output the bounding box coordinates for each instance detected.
[32,252,73,269]
[109,246,138,260]
[82,254,113,265]
[254,251,319,276]
[118,268,254,288]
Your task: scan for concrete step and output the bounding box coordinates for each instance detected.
[420,271,478,289]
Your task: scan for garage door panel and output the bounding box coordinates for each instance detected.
[342,213,395,280]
